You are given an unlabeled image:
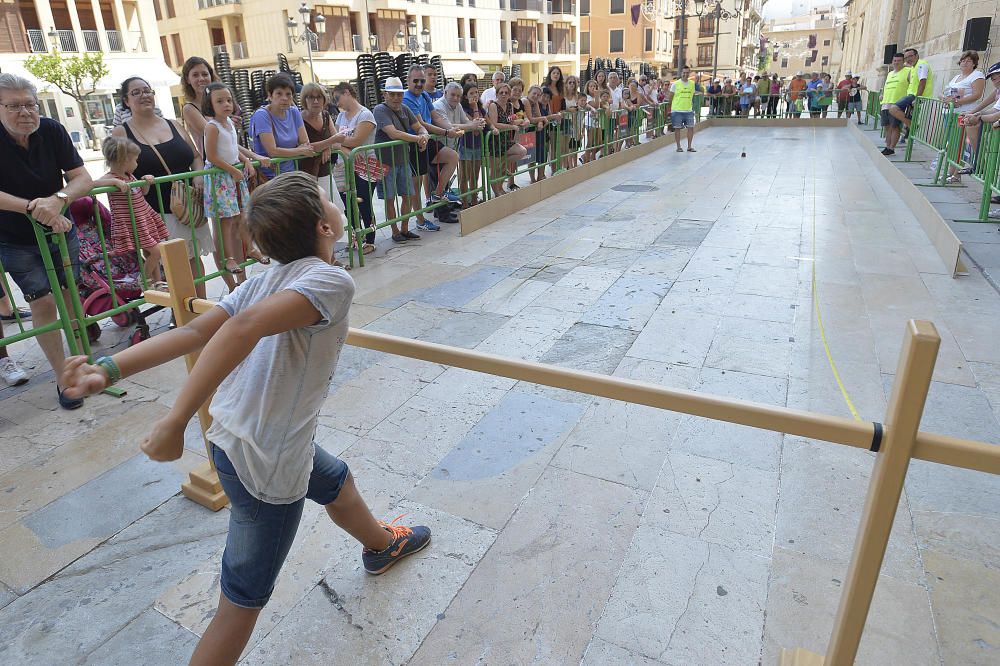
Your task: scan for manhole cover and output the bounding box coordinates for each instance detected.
[612,184,659,192]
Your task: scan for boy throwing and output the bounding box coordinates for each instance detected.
[60,172,431,666]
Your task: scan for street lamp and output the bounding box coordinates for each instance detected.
[287,1,326,82]
[47,26,58,51]
[396,21,427,53]
[693,0,740,82]
[368,32,378,52]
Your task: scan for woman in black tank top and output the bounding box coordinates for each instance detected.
[112,76,212,296]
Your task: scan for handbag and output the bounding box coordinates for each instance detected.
[128,121,207,229]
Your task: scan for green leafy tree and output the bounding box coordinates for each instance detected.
[23,51,109,148]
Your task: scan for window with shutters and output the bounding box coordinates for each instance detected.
[697,44,712,67]
[0,1,29,53]
[160,35,170,66]
[165,0,175,19]
[609,29,623,53]
[610,0,624,14]
[580,0,589,14]
[644,28,652,52]
[374,10,405,55]
[316,6,351,52]
[171,33,183,64]
[153,0,161,21]
[580,31,590,54]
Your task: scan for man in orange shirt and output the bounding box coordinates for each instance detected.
[788,73,807,117]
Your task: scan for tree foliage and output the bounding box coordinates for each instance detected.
[23,51,109,143]
[23,50,109,102]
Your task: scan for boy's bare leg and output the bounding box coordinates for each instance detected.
[189,595,261,666]
[325,473,392,551]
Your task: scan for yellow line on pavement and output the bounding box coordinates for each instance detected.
[810,129,862,421]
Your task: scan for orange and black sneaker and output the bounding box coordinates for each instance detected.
[362,515,432,575]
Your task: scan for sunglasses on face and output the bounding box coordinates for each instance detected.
[411,79,426,84]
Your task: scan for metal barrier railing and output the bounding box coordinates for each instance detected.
[144,236,1000,666]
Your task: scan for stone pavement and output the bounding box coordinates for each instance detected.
[2,125,1000,665]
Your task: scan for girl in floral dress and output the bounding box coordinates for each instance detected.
[202,82,258,282]
[96,136,169,289]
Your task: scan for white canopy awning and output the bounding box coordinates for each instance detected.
[310,60,360,84]
[442,60,484,80]
[2,56,178,93]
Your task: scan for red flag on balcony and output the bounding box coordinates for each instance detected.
[631,4,640,25]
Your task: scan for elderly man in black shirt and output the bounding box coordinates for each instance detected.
[0,73,94,409]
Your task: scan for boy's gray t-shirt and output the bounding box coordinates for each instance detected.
[206,257,354,504]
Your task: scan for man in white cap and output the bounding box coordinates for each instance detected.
[836,71,853,117]
[372,76,428,242]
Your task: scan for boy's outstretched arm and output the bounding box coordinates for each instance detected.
[141,290,324,462]
[61,305,233,399]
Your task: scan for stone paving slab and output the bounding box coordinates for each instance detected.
[2,125,1000,664]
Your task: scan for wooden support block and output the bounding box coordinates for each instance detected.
[779,648,825,665]
[181,461,228,511]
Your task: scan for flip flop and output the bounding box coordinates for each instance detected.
[247,250,271,265]
[224,258,245,275]
[0,308,31,321]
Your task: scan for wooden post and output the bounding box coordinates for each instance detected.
[159,239,228,511]
[780,320,940,665]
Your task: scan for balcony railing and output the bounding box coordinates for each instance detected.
[470,37,478,52]
[55,29,78,52]
[509,0,543,10]
[197,0,241,8]
[458,36,465,51]
[26,29,46,53]
[232,41,248,58]
[82,29,101,51]
[211,44,227,55]
[352,34,363,51]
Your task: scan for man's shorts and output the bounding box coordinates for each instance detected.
[212,443,350,609]
[848,101,863,112]
[376,163,415,200]
[0,228,81,302]
[671,111,696,129]
[409,139,440,177]
[894,94,915,111]
[880,108,901,128]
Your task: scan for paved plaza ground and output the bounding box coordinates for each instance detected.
[2,125,1000,665]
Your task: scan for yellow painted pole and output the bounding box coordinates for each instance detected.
[822,320,940,664]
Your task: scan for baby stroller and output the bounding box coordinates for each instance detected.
[70,197,163,347]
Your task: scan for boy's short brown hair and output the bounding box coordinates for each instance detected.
[246,172,325,264]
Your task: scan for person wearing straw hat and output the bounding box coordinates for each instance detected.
[373,77,427,242]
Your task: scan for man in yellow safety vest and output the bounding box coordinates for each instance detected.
[880,53,912,156]
[887,47,933,138]
[668,66,697,153]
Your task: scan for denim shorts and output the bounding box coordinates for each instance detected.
[0,228,80,302]
[671,111,696,129]
[376,163,414,200]
[895,95,915,111]
[212,443,350,609]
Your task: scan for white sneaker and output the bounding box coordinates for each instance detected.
[0,357,28,387]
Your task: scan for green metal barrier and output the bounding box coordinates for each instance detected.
[904,97,955,164]
[0,99,684,357]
